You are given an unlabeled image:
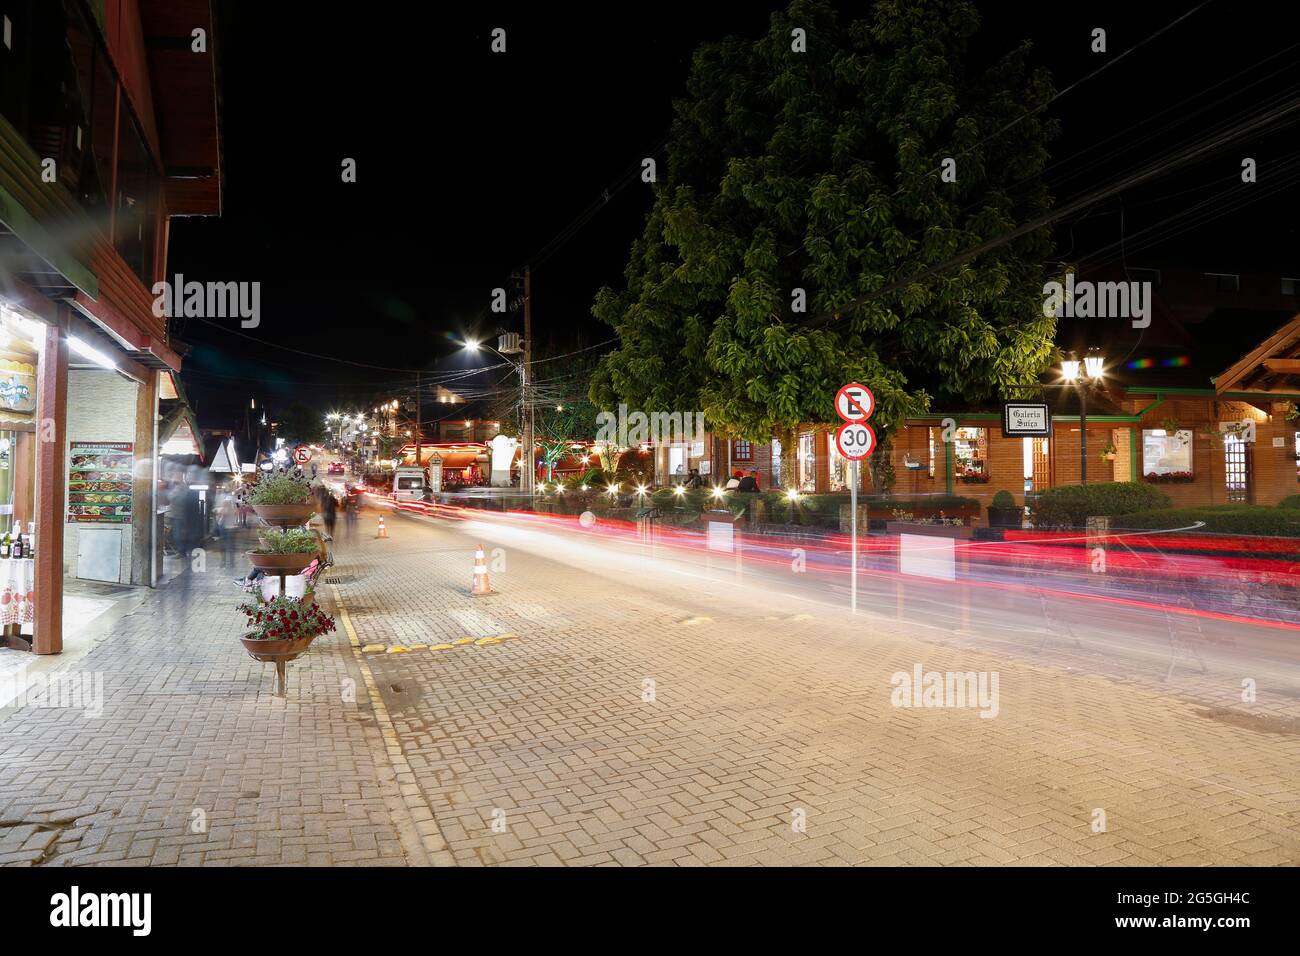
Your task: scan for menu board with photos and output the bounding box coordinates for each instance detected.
[67,441,134,523]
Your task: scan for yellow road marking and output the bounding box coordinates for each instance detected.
[330,584,448,865]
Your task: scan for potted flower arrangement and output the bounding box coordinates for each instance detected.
[247,526,320,575]
[248,472,315,524]
[986,490,1021,528]
[1144,470,1195,483]
[237,592,336,665]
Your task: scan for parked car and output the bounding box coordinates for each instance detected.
[392,466,428,502]
[328,461,345,475]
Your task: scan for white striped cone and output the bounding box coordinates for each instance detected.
[471,544,492,595]
[376,515,388,538]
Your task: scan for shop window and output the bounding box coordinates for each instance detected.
[1142,429,1192,479]
[1296,431,1300,481]
[953,427,989,485]
[1203,272,1239,292]
[927,427,937,478]
[827,434,851,492]
[1283,278,1299,296]
[770,439,782,488]
[733,440,753,461]
[797,432,816,492]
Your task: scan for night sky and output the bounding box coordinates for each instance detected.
[168,1,1300,429]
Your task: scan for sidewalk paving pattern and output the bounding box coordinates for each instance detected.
[0,510,1296,866]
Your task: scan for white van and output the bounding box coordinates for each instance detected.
[392,466,427,502]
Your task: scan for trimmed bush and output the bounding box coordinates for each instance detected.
[1277,495,1300,509]
[1029,482,1171,529]
[1116,506,1300,538]
[991,490,1016,509]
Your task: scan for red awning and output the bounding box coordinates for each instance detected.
[431,453,480,469]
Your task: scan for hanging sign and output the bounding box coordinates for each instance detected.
[1002,402,1052,437]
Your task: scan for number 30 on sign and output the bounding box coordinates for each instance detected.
[835,421,876,460]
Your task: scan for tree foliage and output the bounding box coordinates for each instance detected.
[591,0,1059,456]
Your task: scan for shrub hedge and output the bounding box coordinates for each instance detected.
[1115,505,1300,538]
[1029,482,1171,528]
[1277,495,1300,509]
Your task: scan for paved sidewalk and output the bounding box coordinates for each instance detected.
[0,529,419,866]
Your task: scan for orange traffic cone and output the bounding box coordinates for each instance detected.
[471,544,492,596]
[376,514,388,539]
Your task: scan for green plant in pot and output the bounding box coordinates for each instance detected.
[986,489,1021,528]
[249,473,315,525]
[247,526,319,574]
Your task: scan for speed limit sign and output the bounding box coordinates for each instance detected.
[293,445,312,465]
[835,421,876,460]
[835,382,875,422]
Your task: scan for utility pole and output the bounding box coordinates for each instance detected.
[415,370,422,472]
[521,266,535,497]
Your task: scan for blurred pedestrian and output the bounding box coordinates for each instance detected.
[323,492,337,540]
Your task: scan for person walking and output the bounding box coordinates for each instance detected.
[322,491,338,541]
[344,490,358,539]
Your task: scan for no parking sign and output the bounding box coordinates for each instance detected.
[294,445,312,465]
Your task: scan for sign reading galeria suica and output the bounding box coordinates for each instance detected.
[1002,402,1052,438]
[67,442,134,523]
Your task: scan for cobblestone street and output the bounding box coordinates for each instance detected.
[2,504,1295,866]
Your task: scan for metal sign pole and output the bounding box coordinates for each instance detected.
[850,458,858,614]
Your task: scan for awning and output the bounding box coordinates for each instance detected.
[430,453,480,469]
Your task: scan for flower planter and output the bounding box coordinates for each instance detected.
[246,550,316,574]
[252,503,315,525]
[239,633,316,663]
[239,633,317,697]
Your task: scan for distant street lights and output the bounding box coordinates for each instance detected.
[1061,348,1105,485]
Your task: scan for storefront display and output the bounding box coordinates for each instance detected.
[67,441,134,523]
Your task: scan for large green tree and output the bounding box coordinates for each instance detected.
[591,0,1059,485]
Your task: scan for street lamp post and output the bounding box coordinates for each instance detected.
[1062,349,1105,486]
[465,334,530,494]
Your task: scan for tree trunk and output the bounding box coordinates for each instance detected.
[774,424,798,489]
[868,430,893,496]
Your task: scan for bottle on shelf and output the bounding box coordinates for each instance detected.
[10,530,21,560]
[1,528,9,560]
[25,521,34,559]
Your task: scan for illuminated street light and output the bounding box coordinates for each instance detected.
[786,488,801,502]
[711,486,725,499]
[1060,348,1107,486]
